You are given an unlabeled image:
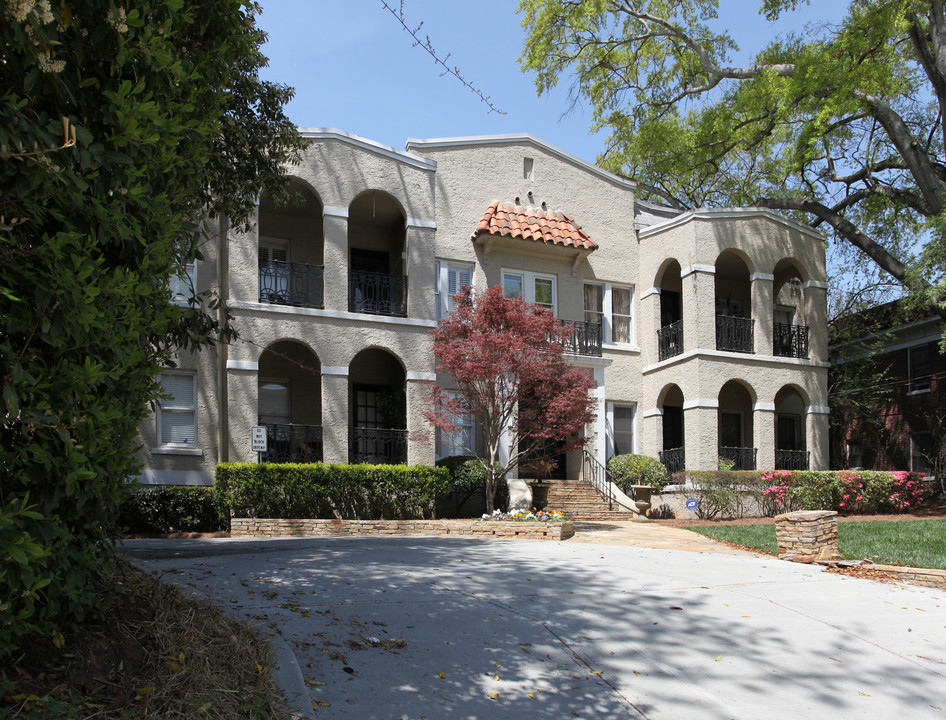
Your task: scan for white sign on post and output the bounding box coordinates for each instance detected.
[251,426,268,452]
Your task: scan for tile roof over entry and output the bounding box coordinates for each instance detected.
[472,201,598,251]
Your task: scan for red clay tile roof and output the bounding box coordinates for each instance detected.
[471,201,598,251]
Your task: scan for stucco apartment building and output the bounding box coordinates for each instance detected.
[137,130,830,486]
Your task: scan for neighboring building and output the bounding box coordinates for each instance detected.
[830,302,944,473]
[136,130,830,486]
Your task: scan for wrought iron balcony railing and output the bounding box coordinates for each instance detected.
[349,427,408,465]
[773,323,810,359]
[719,446,757,471]
[560,320,602,357]
[257,422,323,464]
[659,447,685,476]
[657,320,683,360]
[259,262,324,309]
[775,449,810,471]
[349,271,407,317]
[716,314,754,353]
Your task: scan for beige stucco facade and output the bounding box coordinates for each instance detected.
[136,130,829,485]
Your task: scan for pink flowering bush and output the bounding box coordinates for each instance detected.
[760,469,928,515]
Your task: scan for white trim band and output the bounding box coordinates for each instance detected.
[640,287,661,300]
[681,264,715,278]
[323,206,349,219]
[227,360,259,371]
[808,405,830,415]
[407,371,436,381]
[641,408,663,418]
[683,399,719,410]
[753,402,776,412]
[406,218,437,230]
[322,366,349,376]
[228,301,438,328]
[750,273,775,282]
[803,280,829,290]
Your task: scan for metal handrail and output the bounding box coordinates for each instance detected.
[716,314,754,353]
[258,261,324,308]
[775,449,810,471]
[773,323,809,359]
[349,271,407,317]
[582,448,614,511]
[719,445,757,471]
[349,427,408,464]
[560,320,603,357]
[257,421,323,463]
[657,320,683,360]
[659,447,686,476]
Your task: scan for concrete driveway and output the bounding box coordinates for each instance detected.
[122,534,946,719]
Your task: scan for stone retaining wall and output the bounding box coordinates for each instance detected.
[775,510,839,561]
[862,564,946,590]
[231,518,574,541]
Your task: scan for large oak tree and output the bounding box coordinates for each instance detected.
[520,0,946,315]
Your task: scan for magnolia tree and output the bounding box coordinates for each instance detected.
[427,285,597,512]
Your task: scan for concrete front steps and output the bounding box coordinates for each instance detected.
[543,479,639,521]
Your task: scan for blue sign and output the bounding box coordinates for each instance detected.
[685,498,698,511]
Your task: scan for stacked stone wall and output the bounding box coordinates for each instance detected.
[230,518,574,541]
[775,510,839,561]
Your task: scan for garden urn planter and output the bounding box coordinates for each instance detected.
[528,480,550,511]
[631,484,653,523]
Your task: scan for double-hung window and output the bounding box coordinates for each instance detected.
[908,345,932,394]
[584,282,633,345]
[169,260,198,305]
[436,261,474,321]
[158,372,197,447]
[435,392,475,459]
[502,270,556,314]
[606,403,636,459]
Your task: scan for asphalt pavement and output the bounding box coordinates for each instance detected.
[122,528,946,720]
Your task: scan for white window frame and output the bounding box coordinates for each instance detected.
[908,345,932,395]
[436,261,474,321]
[170,260,198,305]
[502,269,557,315]
[585,282,634,345]
[156,371,198,450]
[258,377,291,425]
[435,391,475,460]
[259,235,290,264]
[910,432,933,474]
[606,402,636,460]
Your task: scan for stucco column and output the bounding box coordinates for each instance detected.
[322,208,348,312]
[641,407,663,463]
[754,402,776,471]
[682,265,716,351]
[683,401,718,471]
[593,367,607,467]
[321,367,349,464]
[227,364,259,463]
[228,206,258,304]
[406,373,435,466]
[406,224,436,321]
[804,281,829,362]
[640,286,661,364]
[751,273,775,356]
[808,406,830,470]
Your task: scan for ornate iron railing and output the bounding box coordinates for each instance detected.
[773,323,809,359]
[257,422,323,464]
[560,320,602,357]
[657,320,683,360]
[775,449,810,471]
[349,271,407,317]
[659,447,686,476]
[719,446,757,471]
[258,262,324,308]
[716,314,754,353]
[582,449,614,510]
[349,427,408,464]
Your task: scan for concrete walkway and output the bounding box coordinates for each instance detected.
[571,521,762,554]
[122,524,945,720]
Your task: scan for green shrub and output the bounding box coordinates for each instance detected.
[435,456,508,517]
[214,463,450,523]
[607,454,670,492]
[119,486,224,534]
[761,470,928,514]
[687,471,766,519]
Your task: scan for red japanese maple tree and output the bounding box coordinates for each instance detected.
[427,285,597,512]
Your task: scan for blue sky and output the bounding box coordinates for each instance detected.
[256,1,847,167]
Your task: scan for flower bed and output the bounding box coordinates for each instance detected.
[481,509,566,522]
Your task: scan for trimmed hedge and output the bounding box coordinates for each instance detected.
[435,456,509,518]
[684,469,929,520]
[214,463,450,524]
[607,453,670,492]
[119,486,224,534]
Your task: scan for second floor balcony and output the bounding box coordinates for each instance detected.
[658,320,683,361]
[774,323,810,359]
[350,271,407,317]
[259,262,324,309]
[716,315,754,353]
[560,320,602,357]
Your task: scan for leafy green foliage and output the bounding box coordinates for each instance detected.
[607,453,670,491]
[687,471,770,519]
[119,486,224,535]
[0,1,301,659]
[214,463,451,521]
[435,456,509,517]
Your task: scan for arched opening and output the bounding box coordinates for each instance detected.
[773,259,809,358]
[348,191,407,317]
[349,348,407,464]
[258,179,324,308]
[656,260,683,360]
[658,384,685,474]
[718,380,756,470]
[775,385,809,470]
[715,250,753,353]
[258,340,322,462]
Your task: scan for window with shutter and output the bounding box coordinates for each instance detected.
[437,262,474,320]
[158,372,197,446]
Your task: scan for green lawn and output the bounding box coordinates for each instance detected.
[688,518,946,570]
